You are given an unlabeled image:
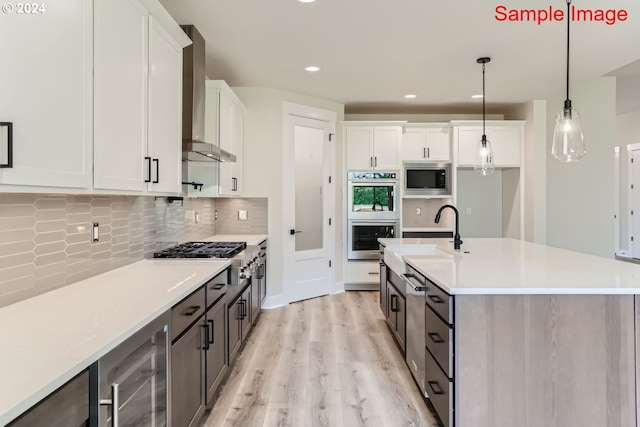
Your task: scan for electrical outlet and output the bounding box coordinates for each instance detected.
[92,223,99,242]
[238,210,248,221]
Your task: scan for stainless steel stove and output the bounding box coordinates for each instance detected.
[153,241,247,258]
[154,241,258,285]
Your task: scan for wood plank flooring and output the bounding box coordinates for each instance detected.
[202,291,439,427]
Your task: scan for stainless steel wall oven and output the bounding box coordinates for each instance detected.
[348,220,398,260]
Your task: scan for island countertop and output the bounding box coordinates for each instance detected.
[378,237,640,295]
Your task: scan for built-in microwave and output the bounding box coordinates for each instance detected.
[403,162,451,196]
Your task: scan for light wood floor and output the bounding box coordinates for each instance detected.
[203,291,439,427]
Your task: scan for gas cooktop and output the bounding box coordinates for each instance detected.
[153,241,247,259]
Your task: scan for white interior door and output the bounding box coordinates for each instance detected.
[283,104,335,303]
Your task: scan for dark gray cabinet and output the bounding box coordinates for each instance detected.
[171,269,229,427]
[8,371,89,427]
[379,244,387,316]
[228,285,251,364]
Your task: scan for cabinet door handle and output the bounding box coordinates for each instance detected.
[232,177,237,191]
[144,157,152,183]
[369,156,373,168]
[374,156,377,167]
[428,332,445,344]
[427,380,445,395]
[208,319,215,344]
[99,383,120,427]
[427,147,430,158]
[0,122,13,168]
[429,295,444,304]
[368,271,380,275]
[184,305,201,316]
[152,158,159,183]
[390,294,399,312]
[202,324,210,350]
[423,147,426,158]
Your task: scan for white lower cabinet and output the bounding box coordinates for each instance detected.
[345,261,381,284]
[0,0,92,190]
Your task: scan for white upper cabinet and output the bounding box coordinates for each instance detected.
[0,0,92,190]
[454,121,524,167]
[93,0,147,192]
[345,125,401,170]
[146,17,183,194]
[401,125,451,162]
[93,0,189,195]
[191,81,244,197]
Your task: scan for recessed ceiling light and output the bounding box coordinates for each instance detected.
[404,94,417,99]
[299,0,316,3]
[305,66,320,72]
[471,94,484,99]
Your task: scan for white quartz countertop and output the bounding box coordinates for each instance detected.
[203,234,268,246]
[379,237,640,295]
[0,259,230,426]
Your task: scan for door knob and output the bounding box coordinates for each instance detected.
[289,229,302,235]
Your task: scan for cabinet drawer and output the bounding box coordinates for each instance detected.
[206,271,228,308]
[425,281,453,324]
[171,287,205,341]
[425,305,453,378]
[425,348,453,427]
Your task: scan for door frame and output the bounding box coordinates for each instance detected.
[282,102,337,304]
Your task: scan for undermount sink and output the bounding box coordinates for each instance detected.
[384,244,452,277]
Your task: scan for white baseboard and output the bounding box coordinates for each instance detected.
[261,294,288,309]
[332,281,345,294]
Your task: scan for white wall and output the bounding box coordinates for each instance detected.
[233,87,344,307]
[616,109,640,251]
[456,169,503,238]
[545,77,617,258]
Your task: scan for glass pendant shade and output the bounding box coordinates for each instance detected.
[474,135,495,176]
[551,106,585,162]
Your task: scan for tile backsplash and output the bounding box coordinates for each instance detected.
[402,198,454,229]
[0,194,218,308]
[215,198,268,235]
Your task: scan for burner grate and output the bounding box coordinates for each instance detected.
[154,241,247,259]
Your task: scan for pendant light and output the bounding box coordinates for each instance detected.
[551,0,585,162]
[475,57,494,176]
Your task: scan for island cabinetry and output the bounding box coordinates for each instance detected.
[386,269,406,353]
[345,125,402,171]
[424,280,454,427]
[455,294,636,427]
[401,125,451,162]
[379,244,388,316]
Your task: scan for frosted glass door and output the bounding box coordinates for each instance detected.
[294,125,324,252]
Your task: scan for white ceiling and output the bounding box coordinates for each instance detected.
[159,0,640,113]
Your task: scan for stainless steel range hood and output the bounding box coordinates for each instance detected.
[181,25,236,163]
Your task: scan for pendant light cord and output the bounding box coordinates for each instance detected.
[482,62,486,137]
[566,0,571,102]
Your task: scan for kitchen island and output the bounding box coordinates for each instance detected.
[379,237,640,427]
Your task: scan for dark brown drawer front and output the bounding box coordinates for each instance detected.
[171,286,206,340]
[425,305,454,378]
[425,349,453,427]
[425,281,453,324]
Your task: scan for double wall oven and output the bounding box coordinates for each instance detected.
[347,172,399,260]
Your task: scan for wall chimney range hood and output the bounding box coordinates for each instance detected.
[181,25,236,163]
